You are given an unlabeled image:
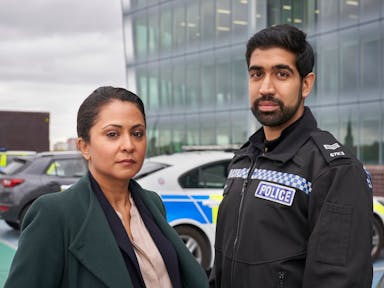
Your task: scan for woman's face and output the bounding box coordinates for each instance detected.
[78,99,146,185]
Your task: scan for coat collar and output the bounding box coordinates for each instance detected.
[68,176,134,288]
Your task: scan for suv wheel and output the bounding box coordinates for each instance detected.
[19,202,32,229]
[5,220,19,230]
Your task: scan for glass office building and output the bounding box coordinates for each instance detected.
[121,0,384,164]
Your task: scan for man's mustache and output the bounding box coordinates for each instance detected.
[254,95,283,107]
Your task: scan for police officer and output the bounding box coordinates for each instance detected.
[212,24,373,287]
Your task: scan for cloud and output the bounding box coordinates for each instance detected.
[0,0,121,38]
[0,0,126,147]
[0,31,125,84]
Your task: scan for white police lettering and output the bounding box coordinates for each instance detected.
[330,151,345,157]
[255,181,295,206]
[323,143,340,150]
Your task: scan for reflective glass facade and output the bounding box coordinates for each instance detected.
[122,0,384,164]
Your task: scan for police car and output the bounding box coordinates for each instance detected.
[373,197,384,261]
[135,151,234,271]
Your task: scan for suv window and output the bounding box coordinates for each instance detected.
[1,159,29,175]
[179,160,231,189]
[46,158,87,177]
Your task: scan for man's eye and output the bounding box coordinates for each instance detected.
[276,71,290,79]
[250,70,263,79]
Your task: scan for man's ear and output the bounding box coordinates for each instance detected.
[77,138,90,161]
[301,72,315,99]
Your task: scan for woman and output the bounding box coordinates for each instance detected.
[5,86,208,288]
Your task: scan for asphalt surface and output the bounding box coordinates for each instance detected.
[0,220,383,287]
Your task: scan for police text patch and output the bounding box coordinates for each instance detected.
[255,181,296,206]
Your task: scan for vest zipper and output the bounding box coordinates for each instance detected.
[278,271,286,288]
[230,155,254,287]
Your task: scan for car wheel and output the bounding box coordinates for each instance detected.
[19,202,32,229]
[5,220,20,230]
[372,216,384,261]
[174,225,211,271]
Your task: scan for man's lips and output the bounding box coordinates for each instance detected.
[258,101,279,112]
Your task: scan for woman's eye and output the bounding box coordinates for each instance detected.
[132,130,145,138]
[106,131,118,137]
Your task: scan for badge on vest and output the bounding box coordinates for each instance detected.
[255,181,296,206]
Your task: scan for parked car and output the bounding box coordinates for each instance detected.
[135,151,234,271]
[0,151,87,229]
[0,150,36,171]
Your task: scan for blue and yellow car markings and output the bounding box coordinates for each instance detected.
[161,194,223,224]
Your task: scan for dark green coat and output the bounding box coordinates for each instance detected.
[4,176,208,288]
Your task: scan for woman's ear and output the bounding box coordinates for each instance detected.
[301,72,315,99]
[77,138,90,161]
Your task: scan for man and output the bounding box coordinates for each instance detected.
[212,24,372,287]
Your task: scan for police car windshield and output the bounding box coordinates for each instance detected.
[135,161,169,180]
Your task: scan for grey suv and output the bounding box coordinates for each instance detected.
[0,151,87,229]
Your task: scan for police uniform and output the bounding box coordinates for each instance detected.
[213,107,373,287]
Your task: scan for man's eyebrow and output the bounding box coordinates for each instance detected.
[248,65,263,71]
[273,64,294,73]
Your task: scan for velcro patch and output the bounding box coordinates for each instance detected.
[255,181,296,206]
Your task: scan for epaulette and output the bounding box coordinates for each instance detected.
[310,130,351,163]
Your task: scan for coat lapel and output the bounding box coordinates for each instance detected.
[136,184,191,260]
[68,178,133,288]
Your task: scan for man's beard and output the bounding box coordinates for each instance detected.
[251,92,303,127]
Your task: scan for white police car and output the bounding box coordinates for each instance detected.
[135,151,234,271]
[373,197,384,261]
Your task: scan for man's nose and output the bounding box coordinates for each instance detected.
[259,75,275,95]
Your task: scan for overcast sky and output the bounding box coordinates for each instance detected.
[0,0,126,148]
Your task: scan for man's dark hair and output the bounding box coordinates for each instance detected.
[77,86,146,142]
[245,24,315,78]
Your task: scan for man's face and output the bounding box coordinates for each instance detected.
[248,47,313,131]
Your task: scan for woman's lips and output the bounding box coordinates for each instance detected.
[117,159,136,165]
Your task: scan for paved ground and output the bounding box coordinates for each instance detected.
[0,220,384,287]
[0,221,18,287]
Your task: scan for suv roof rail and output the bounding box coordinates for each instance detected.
[181,145,240,152]
[37,150,81,157]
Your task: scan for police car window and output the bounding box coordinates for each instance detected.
[179,160,230,189]
[135,161,169,180]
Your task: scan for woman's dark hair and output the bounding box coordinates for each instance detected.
[77,86,146,142]
[245,24,314,79]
